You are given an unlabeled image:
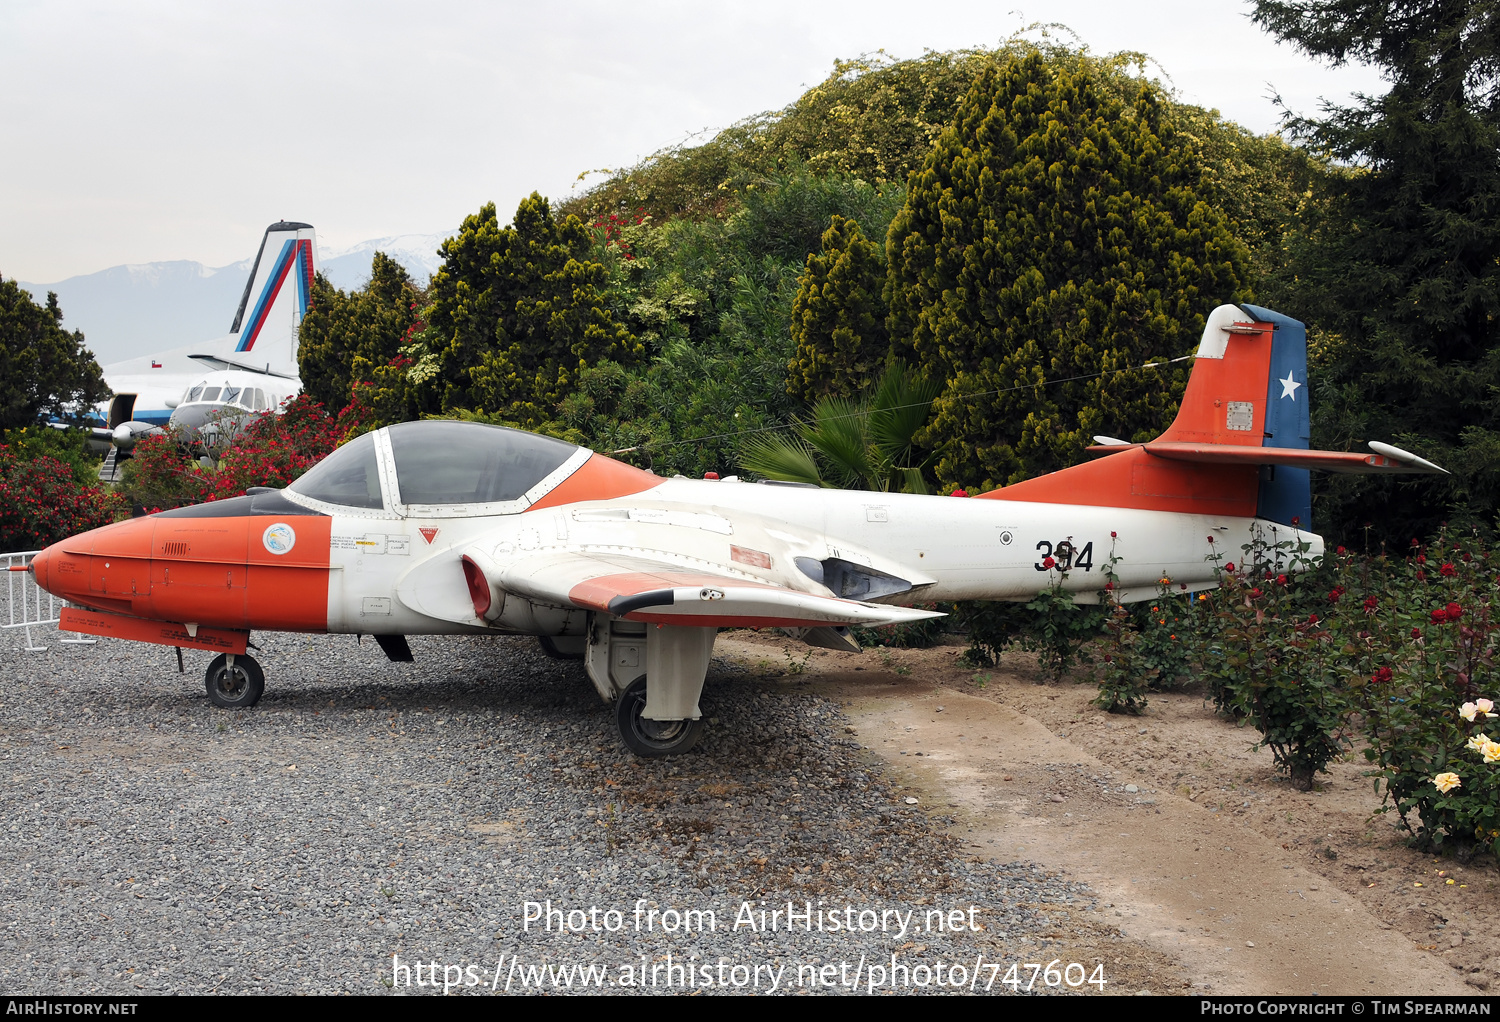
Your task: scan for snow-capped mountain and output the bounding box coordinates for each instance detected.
[319,232,453,290]
[14,230,455,366]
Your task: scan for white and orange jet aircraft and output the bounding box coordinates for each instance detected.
[27,304,1444,755]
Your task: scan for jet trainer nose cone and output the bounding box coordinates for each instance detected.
[28,545,54,594]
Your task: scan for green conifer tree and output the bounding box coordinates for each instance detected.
[787,214,888,402]
[297,252,422,412]
[0,279,108,430]
[1252,0,1500,542]
[886,54,1248,491]
[417,195,638,428]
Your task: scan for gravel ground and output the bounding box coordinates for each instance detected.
[1,627,1101,995]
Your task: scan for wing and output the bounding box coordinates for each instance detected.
[479,550,942,629]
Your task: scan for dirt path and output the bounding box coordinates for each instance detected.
[717,634,1491,995]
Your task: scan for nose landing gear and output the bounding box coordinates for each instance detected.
[205,652,264,708]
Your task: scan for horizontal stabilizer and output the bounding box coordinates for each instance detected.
[1086,440,1448,475]
[187,353,300,379]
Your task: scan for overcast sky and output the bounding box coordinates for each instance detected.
[0,0,1387,282]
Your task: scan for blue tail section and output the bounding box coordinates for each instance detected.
[1242,303,1311,529]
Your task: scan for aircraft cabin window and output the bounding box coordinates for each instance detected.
[253,389,266,410]
[222,387,242,406]
[187,385,205,402]
[202,387,222,402]
[387,421,578,505]
[286,431,384,509]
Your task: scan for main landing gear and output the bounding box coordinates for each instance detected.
[615,678,704,757]
[584,618,716,758]
[205,652,264,709]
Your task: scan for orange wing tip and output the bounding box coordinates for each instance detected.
[60,606,249,654]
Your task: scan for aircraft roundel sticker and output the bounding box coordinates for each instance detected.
[262,523,297,555]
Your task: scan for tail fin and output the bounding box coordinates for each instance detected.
[222,221,318,376]
[982,304,1443,526]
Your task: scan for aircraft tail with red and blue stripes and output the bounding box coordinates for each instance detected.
[220,221,318,376]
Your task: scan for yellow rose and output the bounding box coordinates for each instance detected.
[1467,733,1490,752]
[1434,772,1462,794]
[1482,741,1500,765]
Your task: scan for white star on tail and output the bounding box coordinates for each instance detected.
[1279,371,1301,400]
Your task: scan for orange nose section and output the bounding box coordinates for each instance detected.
[32,515,156,614]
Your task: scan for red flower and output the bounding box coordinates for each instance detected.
[1363,594,1378,613]
[1417,554,1427,565]
[1432,608,1451,624]
[1277,573,1288,585]
[1224,562,1235,572]
[1447,601,1463,619]
[950,488,969,498]
[1372,667,1393,684]
[1336,546,1346,555]
[1104,581,1115,591]
[1441,563,1457,577]
[1249,587,1264,599]
[1110,531,1117,538]
[1042,556,1056,569]
[1328,586,1345,603]
[1412,627,1423,639]
[1207,535,1215,544]
[1307,613,1319,624]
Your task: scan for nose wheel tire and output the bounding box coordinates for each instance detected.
[615,678,703,757]
[205,653,265,709]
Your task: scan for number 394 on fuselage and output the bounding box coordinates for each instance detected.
[27,304,1444,756]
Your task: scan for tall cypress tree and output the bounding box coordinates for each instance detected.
[787,214,888,402]
[297,252,422,412]
[418,194,638,428]
[886,54,1248,491]
[1253,0,1500,541]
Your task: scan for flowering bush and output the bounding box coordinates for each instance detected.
[1094,600,1152,714]
[118,428,211,510]
[1193,531,1349,789]
[1332,530,1500,857]
[209,395,366,499]
[0,445,126,548]
[120,396,369,509]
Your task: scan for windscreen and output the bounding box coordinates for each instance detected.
[287,431,384,509]
[387,421,578,505]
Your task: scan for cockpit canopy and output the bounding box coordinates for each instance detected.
[286,420,582,512]
[182,380,273,410]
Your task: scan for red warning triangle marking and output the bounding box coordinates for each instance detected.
[419,528,439,544]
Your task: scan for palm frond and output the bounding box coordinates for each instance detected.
[739,432,827,486]
[803,398,876,488]
[868,363,941,466]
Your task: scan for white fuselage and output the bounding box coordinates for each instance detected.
[299,477,1319,637]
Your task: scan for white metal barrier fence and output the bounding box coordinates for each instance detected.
[3,550,93,651]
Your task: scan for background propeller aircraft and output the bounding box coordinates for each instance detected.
[100,222,314,475]
[26,304,1445,756]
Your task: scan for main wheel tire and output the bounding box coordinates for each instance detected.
[538,635,585,661]
[615,678,703,757]
[205,653,265,709]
